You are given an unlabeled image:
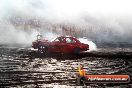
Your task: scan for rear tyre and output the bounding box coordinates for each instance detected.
[74,47,81,54]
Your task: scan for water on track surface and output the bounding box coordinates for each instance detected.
[0,47,132,88]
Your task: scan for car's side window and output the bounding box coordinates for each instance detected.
[66,38,76,43]
[66,38,72,43]
[72,39,76,43]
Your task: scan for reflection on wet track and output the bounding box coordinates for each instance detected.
[0,47,132,87]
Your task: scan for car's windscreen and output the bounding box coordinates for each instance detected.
[53,37,64,42]
[54,38,60,42]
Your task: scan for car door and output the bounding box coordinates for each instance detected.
[50,37,65,52]
[62,37,76,53]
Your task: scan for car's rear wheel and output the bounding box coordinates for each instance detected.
[74,47,81,54]
[38,45,48,54]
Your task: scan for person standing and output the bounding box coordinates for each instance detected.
[77,65,86,86]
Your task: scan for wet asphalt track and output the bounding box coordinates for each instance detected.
[0,47,132,88]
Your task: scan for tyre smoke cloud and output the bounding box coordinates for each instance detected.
[0,0,132,47]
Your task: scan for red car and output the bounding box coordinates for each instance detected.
[32,35,89,54]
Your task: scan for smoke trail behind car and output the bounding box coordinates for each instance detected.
[78,38,97,51]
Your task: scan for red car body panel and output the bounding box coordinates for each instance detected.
[32,36,89,53]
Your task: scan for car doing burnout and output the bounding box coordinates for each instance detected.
[32,35,89,54]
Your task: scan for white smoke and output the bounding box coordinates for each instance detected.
[0,0,132,47]
[78,38,97,51]
[42,32,58,42]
